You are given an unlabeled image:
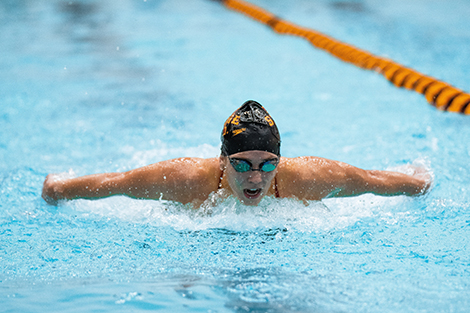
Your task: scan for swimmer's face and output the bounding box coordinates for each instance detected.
[220,150,279,206]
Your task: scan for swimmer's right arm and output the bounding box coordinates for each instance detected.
[42,172,128,205]
[42,158,220,205]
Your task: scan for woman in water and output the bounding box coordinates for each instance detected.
[42,100,432,207]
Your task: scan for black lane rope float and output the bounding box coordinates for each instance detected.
[218,0,470,115]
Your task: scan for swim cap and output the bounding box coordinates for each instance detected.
[221,100,281,156]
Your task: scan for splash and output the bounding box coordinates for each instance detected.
[386,157,434,195]
[52,150,423,234]
[63,189,413,234]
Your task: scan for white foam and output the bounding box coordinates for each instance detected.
[386,157,434,195]
[47,168,77,181]
[64,190,412,234]
[59,147,419,233]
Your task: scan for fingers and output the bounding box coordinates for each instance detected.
[415,169,433,196]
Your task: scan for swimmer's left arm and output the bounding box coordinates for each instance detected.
[330,165,432,198]
[277,157,432,200]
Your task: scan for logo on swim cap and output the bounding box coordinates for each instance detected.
[221,100,281,156]
[232,128,246,136]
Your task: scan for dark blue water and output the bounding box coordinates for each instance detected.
[1,0,470,312]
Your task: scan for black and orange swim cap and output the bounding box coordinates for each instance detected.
[221,100,281,156]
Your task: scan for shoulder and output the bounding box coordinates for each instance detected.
[276,156,352,200]
[124,157,221,187]
[149,157,220,179]
[132,157,221,204]
[278,156,347,177]
[171,157,221,203]
[182,157,221,179]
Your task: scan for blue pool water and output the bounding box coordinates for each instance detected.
[1,0,470,311]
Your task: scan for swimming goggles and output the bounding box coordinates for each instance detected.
[228,157,279,173]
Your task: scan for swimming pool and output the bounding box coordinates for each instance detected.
[1,0,470,311]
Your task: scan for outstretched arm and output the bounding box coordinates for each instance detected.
[42,172,123,205]
[42,158,220,205]
[277,157,432,200]
[330,164,432,198]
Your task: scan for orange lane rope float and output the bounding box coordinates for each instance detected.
[218,0,470,114]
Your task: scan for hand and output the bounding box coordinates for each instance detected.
[390,160,433,195]
[411,165,433,195]
[42,174,64,205]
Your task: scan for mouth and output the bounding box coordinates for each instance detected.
[243,188,262,199]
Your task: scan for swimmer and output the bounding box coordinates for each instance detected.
[42,100,432,207]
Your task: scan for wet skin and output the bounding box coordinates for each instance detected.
[42,151,431,206]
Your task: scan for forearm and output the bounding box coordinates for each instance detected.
[64,173,125,199]
[329,166,431,198]
[365,170,430,196]
[42,172,125,204]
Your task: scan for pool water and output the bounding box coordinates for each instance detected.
[1,0,470,312]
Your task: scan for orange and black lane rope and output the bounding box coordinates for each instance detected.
[218,0,470,114]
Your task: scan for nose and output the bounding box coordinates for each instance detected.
[247,170,263,184]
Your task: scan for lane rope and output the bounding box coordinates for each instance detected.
[219,0,470,114]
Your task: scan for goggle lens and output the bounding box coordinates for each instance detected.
[229,158,278,173]
[233,161,251,173]
[260,163,276,172]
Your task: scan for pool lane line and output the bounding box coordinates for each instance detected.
[217,0,470,115]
